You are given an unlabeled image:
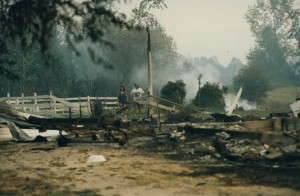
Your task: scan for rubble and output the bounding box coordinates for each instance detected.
[1,99,300,166]
[143,117,300,165]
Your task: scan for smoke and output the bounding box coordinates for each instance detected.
[129,62,178,96]
[53,15,243,100]
[129,66,148,91]
[224,93,257,112]
[176,58,222,102]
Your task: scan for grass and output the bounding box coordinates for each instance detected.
[264,86,300,111]
[266,86,299,104]
[234,86,300,118]
[188,86,300,119]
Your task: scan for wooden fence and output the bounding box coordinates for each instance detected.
[0,92,118,116]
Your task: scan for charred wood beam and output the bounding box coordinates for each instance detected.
[27,116,130,131]
[181,126,262,140]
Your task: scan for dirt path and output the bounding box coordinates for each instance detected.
[1,139,300,196]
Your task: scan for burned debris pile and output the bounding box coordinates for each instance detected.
[145,118,300,164]
[1,99,300,166]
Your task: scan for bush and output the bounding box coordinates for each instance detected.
[193,82,225,110]
[160,79,187,104]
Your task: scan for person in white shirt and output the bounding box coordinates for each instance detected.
[130,83,144,117]
[131,83,144,101]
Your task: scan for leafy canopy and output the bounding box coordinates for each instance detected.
[193,82,225,110]
[160,80,186,104]
[0,0,132,81]
[233,63,270,103]
[0,0,180,98]
[245,0,300,85]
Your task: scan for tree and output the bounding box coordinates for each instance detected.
[0,0,180,99]
[289,2,300,76]
[100,22,178,90]
[160,80,186,104]
[233,64,270,103]
[0,11,178,98]
[0,0,134,80]
[221,58,245,85]
[131,0,167,116]
[245,0,300,86]
[0,33,82,97]
[193,82,225,110]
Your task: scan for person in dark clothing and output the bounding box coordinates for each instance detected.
[117,85,128,109]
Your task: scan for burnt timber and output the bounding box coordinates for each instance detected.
[27,116,130,132]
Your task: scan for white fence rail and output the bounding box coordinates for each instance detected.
[0,92,118,116]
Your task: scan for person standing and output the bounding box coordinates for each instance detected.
[130,83,144,117]
[130,83,144,101]
[117,85,128,109]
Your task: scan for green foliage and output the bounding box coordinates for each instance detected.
[233,64,270,103]
[160,80,186,104]
[289,4,300,76]
[0,18,177,97]
[0,0,132,80]
[193,82,225,110]
[0,0,179,99]
[132,0,167,28]
[245,0,300,86]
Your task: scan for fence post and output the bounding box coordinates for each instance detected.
[16,96,19,105]
[87,96,91,116]
[7,93,10,104]
[50,91,57,114]
[79,104,82,119]
[34,92,39,112]
[21,93,24,112]
[69,107,72,118]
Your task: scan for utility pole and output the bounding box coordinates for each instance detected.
[146,26,153,116]
[197,74,202,107]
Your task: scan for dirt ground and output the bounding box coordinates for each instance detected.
[1,137,300,196]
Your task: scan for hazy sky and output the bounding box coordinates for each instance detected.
[117,0,259,66]
[117,0,300,66]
